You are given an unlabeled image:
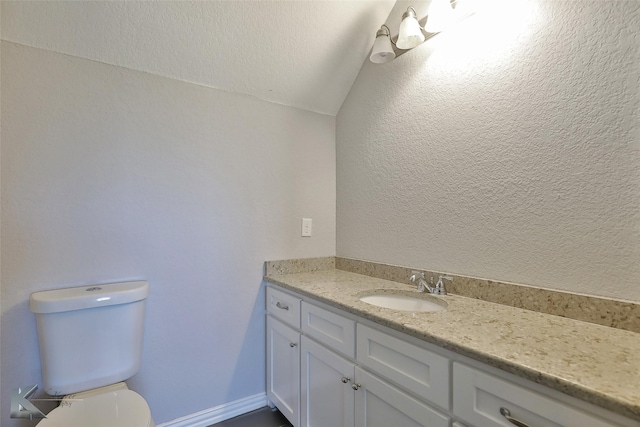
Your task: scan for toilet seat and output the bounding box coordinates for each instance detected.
[37,389,153,427]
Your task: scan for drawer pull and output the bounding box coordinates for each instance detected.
[341,376,351,384]
[275,301,289,311]
[289,342,297,348]
[500,408,531,427]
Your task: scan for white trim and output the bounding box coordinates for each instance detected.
[156,392,268,427]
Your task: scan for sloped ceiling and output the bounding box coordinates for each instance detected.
[1,1,396,116]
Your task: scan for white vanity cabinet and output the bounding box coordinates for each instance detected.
[266,287,302,427]
[267,286,451,427]
[299,301,449,427]
[266,284,639,427]
[300,336,450,427]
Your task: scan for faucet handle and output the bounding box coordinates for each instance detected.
[410,271,428,293]
[409,271,425,282]
[433,275,453,295]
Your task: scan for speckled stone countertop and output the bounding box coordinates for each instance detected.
[264,269,640,422]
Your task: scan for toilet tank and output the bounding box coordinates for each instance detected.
[30,281,149,396]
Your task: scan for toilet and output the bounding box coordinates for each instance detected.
[30,281,155,427]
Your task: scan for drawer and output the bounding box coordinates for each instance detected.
[266,286,301,329]
[356,324,450,410]
[301,302,356,358]
[453,362,624,427]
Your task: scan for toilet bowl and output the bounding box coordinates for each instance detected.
[36,383,154,427]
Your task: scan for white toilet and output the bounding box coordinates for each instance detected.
[30,281,155,427]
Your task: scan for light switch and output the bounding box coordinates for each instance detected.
[301,218,312,237]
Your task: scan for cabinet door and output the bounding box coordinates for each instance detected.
[354,367,450,427]
[301,335,355,427]
[267,315,300,427]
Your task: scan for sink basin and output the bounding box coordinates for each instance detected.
[359,293,447,312]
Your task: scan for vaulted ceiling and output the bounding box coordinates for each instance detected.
[1,1,396,115]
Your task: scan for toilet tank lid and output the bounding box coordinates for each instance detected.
[30,281,149,314]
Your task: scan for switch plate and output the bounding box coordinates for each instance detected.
[301,218,312,237]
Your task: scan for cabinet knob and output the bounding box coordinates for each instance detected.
[341,376,350,384]
[351,383,361,391]
[289,342,297,348]
[500,408,531,427]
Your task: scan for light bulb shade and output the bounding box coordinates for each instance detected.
[396,8,425,49]
[425,0,454,33]
[370,33,395,63]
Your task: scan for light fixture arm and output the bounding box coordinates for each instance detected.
[376,25,399,49]
[401,7,419,22]
[376,25,392,40]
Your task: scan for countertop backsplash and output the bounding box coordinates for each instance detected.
[265,256,640,334]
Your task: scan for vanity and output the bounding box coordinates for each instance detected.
[264,261,640,427]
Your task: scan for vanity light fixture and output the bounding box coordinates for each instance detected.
[397,7,425,49]
[370,25,396,63]
[370,0,463,64]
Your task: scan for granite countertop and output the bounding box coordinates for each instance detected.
[264,269,640,422]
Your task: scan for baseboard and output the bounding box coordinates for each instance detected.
[156,392,268,427]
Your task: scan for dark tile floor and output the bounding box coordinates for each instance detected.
[208,407,292,427]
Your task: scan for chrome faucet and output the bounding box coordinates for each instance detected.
[409,271,452,295]
[410,271,430,293]
[433,275,453,295]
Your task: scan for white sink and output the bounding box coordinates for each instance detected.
[359,293,447,312]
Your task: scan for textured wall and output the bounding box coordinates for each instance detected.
[1,42,335,425]
[337,0,640,301]
[0,0,395,115]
